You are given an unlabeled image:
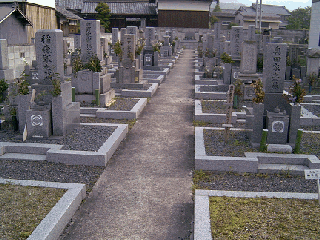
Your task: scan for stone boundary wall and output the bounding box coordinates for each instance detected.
[7,44,35,79]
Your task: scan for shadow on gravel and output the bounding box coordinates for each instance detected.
[165,202,194,240]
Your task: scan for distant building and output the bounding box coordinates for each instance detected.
[56,6,82,36]
[158,0,211,29]
[235,4,290,30]
[0,3,32,45]
[56,0,212,29]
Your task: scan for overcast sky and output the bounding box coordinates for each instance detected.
[28,0,312,12]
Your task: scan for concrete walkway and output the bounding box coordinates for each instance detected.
[60,50,195,240]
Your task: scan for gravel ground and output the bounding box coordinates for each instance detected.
[106,98,139,111]
[199,128,320,194]
[0,159,105,194]
[0,125,117,152]
[204,129,257,157]
[201,100,253,114]
[195,171,318,194]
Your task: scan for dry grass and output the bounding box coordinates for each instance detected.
[0,183,66,239]
[209,196,320,239]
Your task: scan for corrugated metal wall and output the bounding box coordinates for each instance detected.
[158,10,209,29]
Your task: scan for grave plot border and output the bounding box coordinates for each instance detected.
[194,189,318,240]
[194,75,218,85]
[121,83,159,98]
[143,74,164,85]
[0,123,128,166]
[195,85,227,100]
[0,178,86,240]
[143,68,170,78]
[195,127,320,173]
[81,98,147,120]
[194,100,245,123]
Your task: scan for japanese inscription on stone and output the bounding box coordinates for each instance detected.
[264,43,287,93]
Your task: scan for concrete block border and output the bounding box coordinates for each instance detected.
[47,123,128,166]
[144,75,165,85]
[0,177,86,240]
[121,83,158,98]
[195,127,320,173]
[195,85,227,100]
[80,98,147,120]
[194,100,243,123]
[194,189,318,240]
[0,123,128,166]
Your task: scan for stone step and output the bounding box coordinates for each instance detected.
[236,119,246,124]
[258,164,308,176]
[80,114,96,118]
[0,153,46,161]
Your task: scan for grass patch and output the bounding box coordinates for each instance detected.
[209,196,320,239]
[0,183,66,239]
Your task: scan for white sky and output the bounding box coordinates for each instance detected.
[27,0,311,11]
[216,0,312,11]
[27,0,55,8]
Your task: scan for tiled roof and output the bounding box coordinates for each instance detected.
[81,2,157,15]
[238,11,280,20]
[251,4,290,16]
[158,1,210,11]
[56,6,82,19]
[56,0,84,10]
[0,4,32,26]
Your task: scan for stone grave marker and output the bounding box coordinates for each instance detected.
[240,40,258,74]
[35,29,64,85]
[112,28,119,45]
[80,20,101,62]
[247,25,255,41]
[230,26,243,60]
[263,43,286,94]
[222,84,235,141]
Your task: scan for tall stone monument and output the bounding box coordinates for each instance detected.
[230,26,244,61]
[25,29,80,138]
[80,20,101,62]
[143,27,159,70]
[309,0,320,50]
[247,43,301,146]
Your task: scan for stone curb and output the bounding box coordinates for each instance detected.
[194,99,240,123]
[0,123,128,166]
[195,85,227,100]
[96,98,147,119]
[47,123,128,166]
[195,127,320,173]
[194,189,318,240]
[144,75,165,84]
[0,178,86,240]
[121,83,159,98]
[80,98,147,120]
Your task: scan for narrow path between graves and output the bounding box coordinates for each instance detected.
[60,49,195,240]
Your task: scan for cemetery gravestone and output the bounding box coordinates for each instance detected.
[240,40,258,74]
[230,26,243,60]
[80,20,101,62]
[27,29,80,138]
